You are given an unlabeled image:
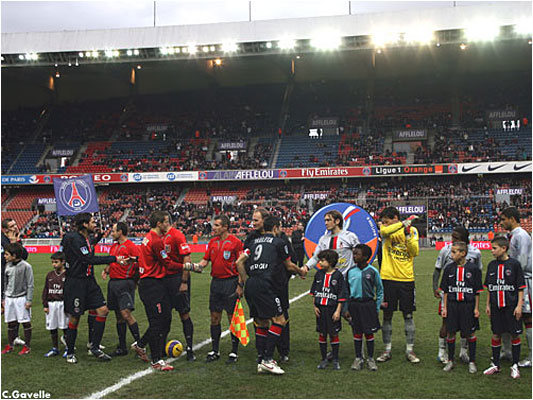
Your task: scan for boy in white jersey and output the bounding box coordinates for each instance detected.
[304,210,360,277]
[501,207,532,368]
[433,226,483,364]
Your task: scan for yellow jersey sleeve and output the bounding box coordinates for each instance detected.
[380,226,419,282]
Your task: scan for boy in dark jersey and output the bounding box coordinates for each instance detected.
[42,252,68,357]
[310,249,347,370]
[483,236,525,379]
[439,242,483,374]
[236,216,306,375]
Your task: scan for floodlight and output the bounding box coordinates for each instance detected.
[55,71,60,78]
[136,65,142,69]
[126,49,133,56]
[105,50,114,57]
[79,52,84,57]
[91,51,99,57]
[113,50,119,57]
[460,43,467,50]
[310,31,341,50]
[18,54,24,60]
[202,46,209,53]
[133,49,140,56]
[187,45,198,54]
[159,47,167,55]
[221,42,238,53]
[278,37,296,50]
[209,45,216,52]
[214,58,222,66]
[514,19,532,35]
[24,53,31,60]
[464,21,499,41]
[404,27,434,44]
[30,53,38,60]
[266,41,272,49]
[174,47,181,54]
[167,47,175,55]
[85,51,91,57]
[371,31,401,47]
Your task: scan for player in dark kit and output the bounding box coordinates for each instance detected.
[194,215,244,363]
[483,236,525,379]
[291,222,305,267]
[101,222,142,356]
[439,242,483,374]
[61,213,125,364]
[310,249,348,370]
[163,220,195,361]
[237,216,306,375]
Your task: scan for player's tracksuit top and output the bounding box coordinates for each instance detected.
[346,264,383,312]
[484,258,525,308]
[439,261,483,303]
[435,244,483,272]
[4,260,34,301]
[310,269,347,307]
[163,227,191,276]
[379,221,419,282]
[109,240,140,279]
[508,226,532,278]
[60,231,116,278]
[306,230,360,275]
[42,269,66,307]
[204,234,243,279]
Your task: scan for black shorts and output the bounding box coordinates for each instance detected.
[382,280,416,313]
[315,305,342,336]
[138,278,171,324]
[490,304,523,336]
[445,301,476,336]
[163,273,191,314]
[348,299,381,335]
[244,278,283,320]
[209,276,238,314]
[64,277,106,317]
[107,279,136,311]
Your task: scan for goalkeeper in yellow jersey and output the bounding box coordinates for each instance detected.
[376,207,420,364]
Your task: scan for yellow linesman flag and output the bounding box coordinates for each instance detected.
[230,298,250,346]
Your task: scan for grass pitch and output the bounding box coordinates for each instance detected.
[1,250,531,399]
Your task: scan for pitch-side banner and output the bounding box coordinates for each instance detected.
[53,175,99,216]
[436,241,492,250]
[458,161,531,174]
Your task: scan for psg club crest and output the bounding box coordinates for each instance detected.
[304,202,379,265]
[53,175,99,216]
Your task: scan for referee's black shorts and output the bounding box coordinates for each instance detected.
[209,276,238,314]
[382,279,416,313]
[163,273,191,314]
[244,278,283,320]
[64,276,106,316]
[107,278,136,311]
[489,304,523,336]
[445,301,476,336]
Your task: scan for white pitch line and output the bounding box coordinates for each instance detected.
[86,289,310,399]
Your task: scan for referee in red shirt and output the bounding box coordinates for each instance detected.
[195,215,244,363]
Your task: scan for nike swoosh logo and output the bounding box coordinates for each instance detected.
[489,273,495,275]
[514,164,529,171]
[488,165,505,171]
[462,165,479,172]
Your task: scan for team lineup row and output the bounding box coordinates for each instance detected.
[1,205,531,378]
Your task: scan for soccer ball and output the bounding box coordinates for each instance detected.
[165,340,184,358]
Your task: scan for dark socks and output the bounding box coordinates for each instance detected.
[7,321,18,345]
[88,311,96,344]
[491,338,501,367]
[331,335,339,361]
[22,322,32,347]
[354,333,363,358]
[255,326,268,362]
[211,324,222,353]
[264,323,283,361]
[447,337,456,361]
[511,337,521,365]
[365,334,375,359]
[50,329,59,349]
[182,318,194,349]
[468,336,477,362]
[66,321,78,355]
[91,315,107,350]
[319,334,327,359]
[230,333,239,354]
[128,321,141,342]
[117,322,127,349]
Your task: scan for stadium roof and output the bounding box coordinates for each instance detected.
[1,2,530,64]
